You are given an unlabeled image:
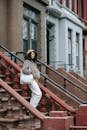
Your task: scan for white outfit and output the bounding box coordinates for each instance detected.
[22,58,42,108]
[29,80,42,107]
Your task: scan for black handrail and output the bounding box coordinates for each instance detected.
[40,72,87,104]
[37,59,87,94]
[0,44,23,62]
[0,44,87,104]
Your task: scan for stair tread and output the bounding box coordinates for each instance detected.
[0,75,5,78]
[0,115,30,122]
[70,125,87,128]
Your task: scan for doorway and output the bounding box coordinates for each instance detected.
[46,21,55,65]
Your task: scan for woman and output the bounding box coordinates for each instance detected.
[21,49,42,108]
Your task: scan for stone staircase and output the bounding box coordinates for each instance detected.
[0,50,87,130]
[0,51,76,130]
[70,71,87,84]
[57,68,87,101]
[45,66,87,107]
[0,81,41,130]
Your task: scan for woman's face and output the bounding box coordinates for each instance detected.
[31,51,35,59]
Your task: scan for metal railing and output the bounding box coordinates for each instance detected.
[0,45,76,114]
[0,44,87,104]
[37,59,87,94]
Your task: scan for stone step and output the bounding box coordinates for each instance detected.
[0,115,41,130]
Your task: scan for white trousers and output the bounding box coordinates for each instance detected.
[28,80,42,108]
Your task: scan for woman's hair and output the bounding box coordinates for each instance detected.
[25,50,37,62]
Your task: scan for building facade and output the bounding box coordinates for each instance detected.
[0,0,48,61]
[1,0,87,77]
[55,0,87,76]
[47,0,84,75]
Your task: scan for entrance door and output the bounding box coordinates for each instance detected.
[46,22,55,65]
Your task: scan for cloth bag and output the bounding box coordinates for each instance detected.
[20,70,33,84]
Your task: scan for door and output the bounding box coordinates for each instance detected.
[46,22,55,65]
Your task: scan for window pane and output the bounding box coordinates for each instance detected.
[23,7,39,22]
[23,20,28,40]
[31,23,37,40]
[32,40,37,51]
[76,33,79,68]
[68,39,72,53]
[76,43,79,56]
[68,29,72,67]
[31,22,38,51]
[23,4,39,52]
[23,39,28,52]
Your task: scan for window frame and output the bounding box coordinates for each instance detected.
[23,3,39,52]
[76,33,80,69]
[68,29,72,68]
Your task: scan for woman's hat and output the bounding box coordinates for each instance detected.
[27,49,35,55]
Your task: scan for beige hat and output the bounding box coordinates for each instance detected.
[27,49,35,55]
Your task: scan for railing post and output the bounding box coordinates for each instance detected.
[39,92,47,113]
[42,116,74,130]
[21,84,29,97]
[17,106,27,130]
[76,105,87,126]
[4,62,11,83]
[0,63,3,75]
[5,96,14,119]
[13,69,19,89]
[50,98,56,111]
[64,78,66,88]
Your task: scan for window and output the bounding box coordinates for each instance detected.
[23,19,29,52]
[72,0,75,11]
[83,39,85,72]
[80,0,84,18]
[66,0,69,8]
[62,0,66,6]
[23,4,39,52]
[76,33,80,69]
[68,29,72,68]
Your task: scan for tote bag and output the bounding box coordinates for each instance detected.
[20,70,33,84]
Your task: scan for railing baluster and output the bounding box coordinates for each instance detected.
[12,69,19,89]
